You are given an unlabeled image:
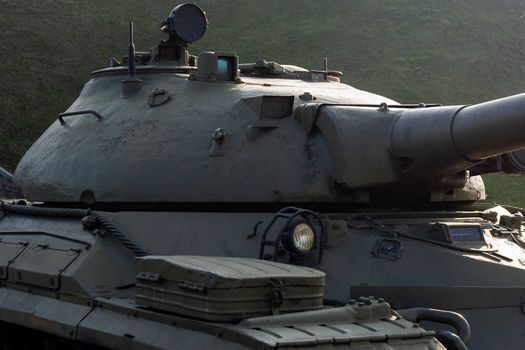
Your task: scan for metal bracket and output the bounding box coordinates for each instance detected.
[148,89,171,107]
[209,128,226,157]
[269,279,284,315]
[247,221,263,239]
[372,239,404,260]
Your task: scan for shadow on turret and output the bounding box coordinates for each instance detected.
[0,167,23,199]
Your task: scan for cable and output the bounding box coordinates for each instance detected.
[0,201,149,257]
[90,212,149,257]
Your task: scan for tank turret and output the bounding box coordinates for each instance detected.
[13,16,525,205]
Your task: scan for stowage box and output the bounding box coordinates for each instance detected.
[135,256,325,321]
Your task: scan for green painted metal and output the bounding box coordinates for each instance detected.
[2,3,525,349]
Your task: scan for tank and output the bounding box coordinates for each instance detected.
[1,3,525,349]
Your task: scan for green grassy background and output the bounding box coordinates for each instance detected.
[1,0,524,206]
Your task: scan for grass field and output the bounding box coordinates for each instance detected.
[483,173,525,208]
[1,0,524,206]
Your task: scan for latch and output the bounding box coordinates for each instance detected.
[136,272,161,282]
[177,280,206,293]
[269,279,285,315]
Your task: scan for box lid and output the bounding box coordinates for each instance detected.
[136,256,325,289]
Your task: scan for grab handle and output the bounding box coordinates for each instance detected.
[58,110,103,125]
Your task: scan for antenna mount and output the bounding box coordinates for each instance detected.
[122,21,143,97]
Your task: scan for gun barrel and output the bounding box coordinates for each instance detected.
[454,93,525,160]
[391,93,525,180]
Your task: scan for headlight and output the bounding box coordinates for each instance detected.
[282,222,316,256]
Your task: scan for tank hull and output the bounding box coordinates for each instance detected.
[0,205,522,349]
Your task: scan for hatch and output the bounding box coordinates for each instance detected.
[8,241,83,290]
[0,239,28,280]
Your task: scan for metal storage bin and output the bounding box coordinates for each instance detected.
[136,256,325,321]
